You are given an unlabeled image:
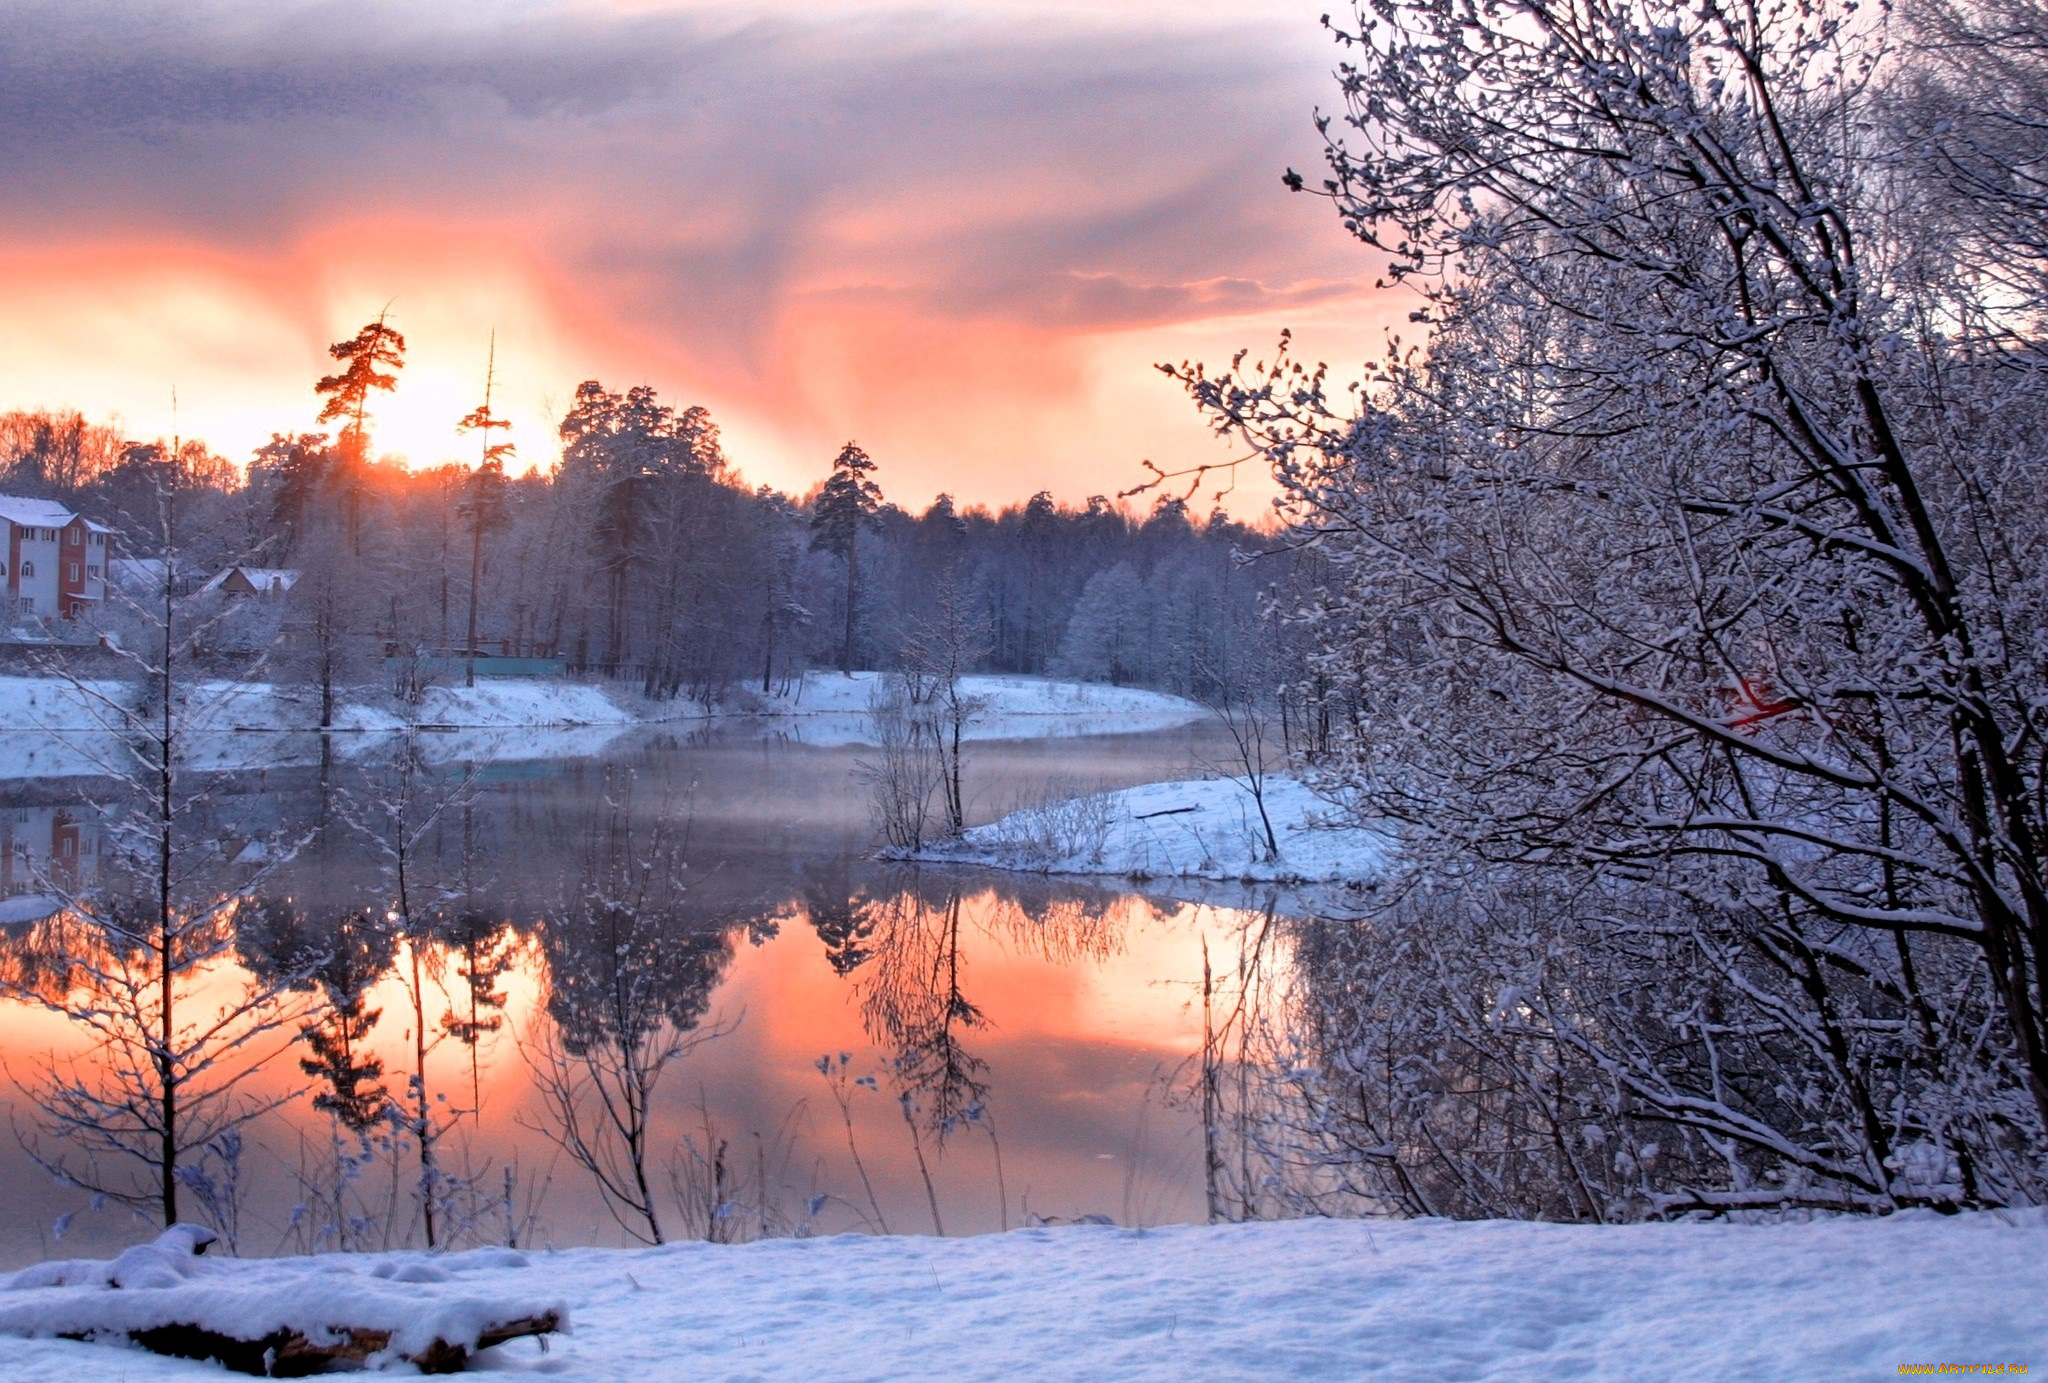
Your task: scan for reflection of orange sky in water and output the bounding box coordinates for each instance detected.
[0,889,1281,1250]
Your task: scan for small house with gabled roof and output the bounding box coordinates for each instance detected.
[199,566,300,598]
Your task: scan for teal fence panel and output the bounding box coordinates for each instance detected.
[385,655,568,679]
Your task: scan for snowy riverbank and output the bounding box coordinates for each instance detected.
[0,674,657,737]
[3,1212,2041,1379]
[0,675,666,779]
[915,775,1390,889]
[0,673,1210,779]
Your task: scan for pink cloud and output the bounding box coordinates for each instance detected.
[0,2,1395,512]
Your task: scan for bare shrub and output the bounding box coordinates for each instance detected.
[667,1097,823,1243]
[858,680,944,852]
[982,778,1117,868]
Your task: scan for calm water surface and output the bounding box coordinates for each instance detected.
[0,720,1283,1262]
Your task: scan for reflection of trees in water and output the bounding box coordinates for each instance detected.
[527,782,735,1245]
[804,859,876,977]
[440,908,517,1111]
[806,870,1160,1142]
[0,763,1198,1246]
[429,800,517,1113]
[0,887,308,1228]
[974,882,1138,967]
[342,742,490,1251]
[801,870,1168,1234]
[241,897,396,1133]
[302,917,396,1134]
[542,899,730,1059]
[0,910,99,1008]
[860,885,989,1143]
[802,872,987,1235]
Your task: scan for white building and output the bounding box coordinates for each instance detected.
[1,495,109,622]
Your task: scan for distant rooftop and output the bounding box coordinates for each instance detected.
[200,566,300,593]
[0,494,111,533]
[0,495,78,528]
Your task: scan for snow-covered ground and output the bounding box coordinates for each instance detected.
[188,678,652,734]
[917,774,1389,887]
[0,674,650,735]
[2,1212,2041,1379]
[0,675,661,779]
[0,673,1212,779]
[740,672,1208,746]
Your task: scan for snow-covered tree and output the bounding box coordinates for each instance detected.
[1177,0,2048,1209]
[0,468,313,1228]
[1052,562,1147,686]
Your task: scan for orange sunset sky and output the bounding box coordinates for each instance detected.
[0,0,1412,515]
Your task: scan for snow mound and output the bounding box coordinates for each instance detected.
[179,678,644,733]
[0,1227,566,1371]
[918,774,1390,885]
[745,672,1207,745]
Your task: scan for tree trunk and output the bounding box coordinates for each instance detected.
[159,515,180,1226]
[410,939,438,1249]
[842,530,860,675]
[466,521,483,688]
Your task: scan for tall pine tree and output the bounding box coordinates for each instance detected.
[810,441,882,674]
[456,335,515,684]
[314,312,406,553]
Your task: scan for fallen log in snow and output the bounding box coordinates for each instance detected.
[0,1226,568,1375]
[117,1309,561,1375]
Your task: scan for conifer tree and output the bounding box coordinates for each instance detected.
[457,335,514,685]
[809,441,882,674]
[315,312,406,553]
[316,313,407,459]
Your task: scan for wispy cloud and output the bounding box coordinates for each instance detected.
[0,0,1387,508]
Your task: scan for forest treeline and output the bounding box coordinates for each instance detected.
[0,379,1279,704]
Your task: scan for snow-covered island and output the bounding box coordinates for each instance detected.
[735,670,1209,745]
[913,774,1389,893]
[4,1212,2040,1379]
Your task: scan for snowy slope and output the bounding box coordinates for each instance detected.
[742,672,1208,746]
[2,1213,2041,1379]
[0,675,135,732]
[0,673,1211,779]
[919,774,1389,886]
[0,674,643,733]
[0,675,662,779]
[146,678,649,733]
